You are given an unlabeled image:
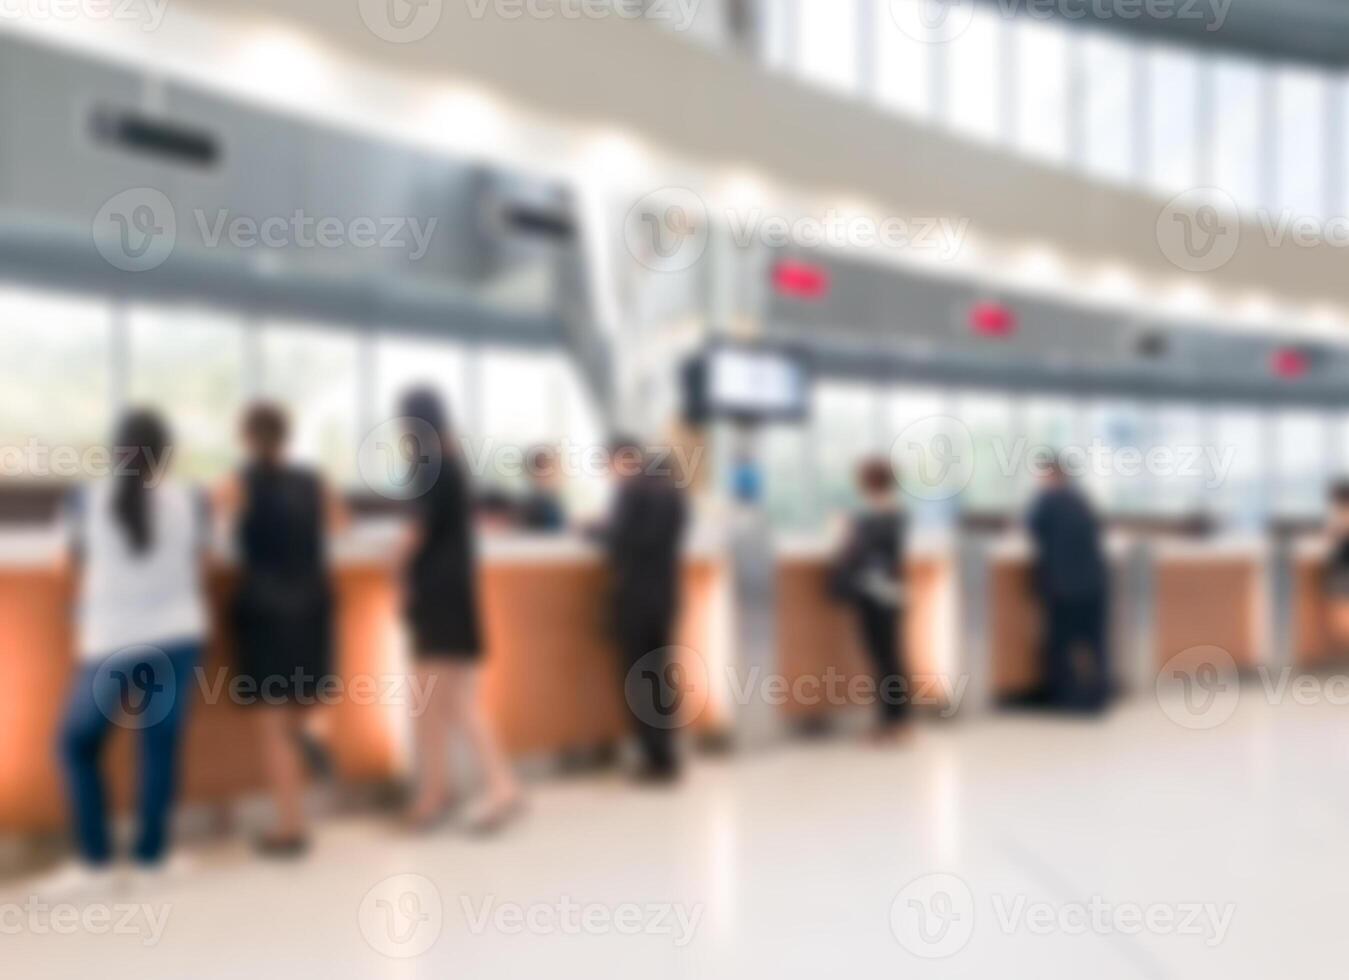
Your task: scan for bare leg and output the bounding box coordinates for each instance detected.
[258,708,306,841]
[407,661,455,824]
[447,663,521,814]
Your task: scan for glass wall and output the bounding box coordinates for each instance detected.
[795,0,859,93]
[127,305,248,481]
[259,321,363,486]
[744,4,1348,222]
[1014,18,1070,163]
[0,286,111,468]
[947,6,1003,143]
[874,0,932,119]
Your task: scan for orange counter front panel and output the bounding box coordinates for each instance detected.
[0,555,724,835]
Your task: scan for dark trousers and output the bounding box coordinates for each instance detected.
[856,599,908,727]
[618,609,680,774]
[1043,595,1108,711]
[59,642,199,865]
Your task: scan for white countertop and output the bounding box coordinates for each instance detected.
[0,520,726,570]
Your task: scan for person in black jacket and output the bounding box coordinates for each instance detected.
[604,436,688,782]
[1027,454,1110,713]
[398,389,522,833]
[833,458,910,741]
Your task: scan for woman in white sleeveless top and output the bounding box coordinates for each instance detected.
[54,409,208,887]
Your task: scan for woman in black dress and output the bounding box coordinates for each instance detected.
[831,457,911,742]
[216,402,344,856]
[398,389,522,833]
[1324,482,1349,654]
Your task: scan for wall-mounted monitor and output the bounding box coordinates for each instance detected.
[683,343,810,425]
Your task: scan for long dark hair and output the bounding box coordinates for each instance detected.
[111,409,171,555]
[399,387,453,497]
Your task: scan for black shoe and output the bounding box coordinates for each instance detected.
[254,834,310,860]
[633,763,681,786]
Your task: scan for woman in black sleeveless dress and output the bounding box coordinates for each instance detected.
[1324,482,1349,655]
[217,402,343,857]
[398,388,522,834]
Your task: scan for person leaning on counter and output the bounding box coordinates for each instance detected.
[397,388,524,834]
[1322,481,1349,653]
[829,457,911,743]
[601,435,688,783]
[517,445,567,533]
[213,402,345,859]
[53,409,208,891]
[1027,454,1110,714]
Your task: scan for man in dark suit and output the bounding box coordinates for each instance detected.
[1027,455,1110,713]
[604,435,688,782]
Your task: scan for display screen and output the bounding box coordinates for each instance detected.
[685,345,809,423]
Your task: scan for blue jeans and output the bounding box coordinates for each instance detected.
[59,641,200,866]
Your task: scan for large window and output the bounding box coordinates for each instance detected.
[1210,408,1264,528]
[0,286,111,470]
[1211,58,1266,210]
[760,0,796,72]
[1082,400,1150,515]
[796,0,859,94]
[1146,45,1201,193]
[127,305,247,481]
[1273,411,1326,518]
[955,390,1015,511]
[875,0,932,119]
[813,382,882,518]
[1151,404,1205,515]
[887,384,951,525]
[259,321,362,486]
[1014,18,1070,163]
[1082,32,1135,183]
[945,6,1002,142]
[375,334,470,433]
[1274,65,1327,219]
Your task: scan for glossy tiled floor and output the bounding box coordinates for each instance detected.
[8,693,1348,979]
